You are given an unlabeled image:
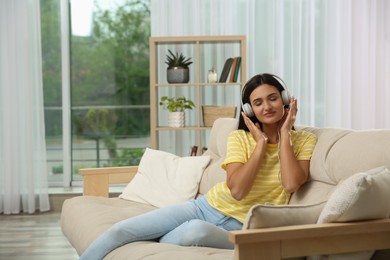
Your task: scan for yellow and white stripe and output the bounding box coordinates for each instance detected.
[206,129,317,223]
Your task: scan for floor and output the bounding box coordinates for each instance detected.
[0,211,79,260]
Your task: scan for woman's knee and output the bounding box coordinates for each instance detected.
[178,220,219,246]
[160,219,233,249]
[104,221,130,241]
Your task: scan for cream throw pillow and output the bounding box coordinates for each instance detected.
[243,201,326,229]
[317,166,390,223]
[308,166,390,260]
[119,148,211,208]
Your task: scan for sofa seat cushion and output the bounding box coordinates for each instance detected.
[61,196,234,259]
[61,196,157,255]
[104,241,233,260]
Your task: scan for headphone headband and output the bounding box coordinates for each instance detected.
[271,74,288,92]
[241,74,288,97]
[241,74,291,117]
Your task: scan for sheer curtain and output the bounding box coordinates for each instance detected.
[151,0,390,130]
[0,0,50,214]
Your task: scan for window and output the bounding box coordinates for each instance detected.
[41,0,150,186]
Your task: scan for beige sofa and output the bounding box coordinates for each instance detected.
[61,118,390,260]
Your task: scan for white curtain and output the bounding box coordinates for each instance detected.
[0,0,50,214]
[151,0,390,130]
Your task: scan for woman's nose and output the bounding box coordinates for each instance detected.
[263,101,271,110]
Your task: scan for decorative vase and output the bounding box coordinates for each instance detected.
[168,111,185,128]
[208,67,218,83]
[167,67,189,83]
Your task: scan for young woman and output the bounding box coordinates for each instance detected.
[80,73,317,260]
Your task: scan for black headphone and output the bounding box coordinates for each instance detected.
[241,74,291,117]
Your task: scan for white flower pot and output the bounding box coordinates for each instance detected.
[168,111,185,128]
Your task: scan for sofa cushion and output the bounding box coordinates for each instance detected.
[299,126,390,185]
[61,196,235,259]
[317,166,390,223]
[289,180,336,205]
[104,241,233,260]
[308,166,390,260]
[119,148,210,207]
[61,197,157,255]
[199,118,238,195]
[243,201,327,229]
[324,131,390,184]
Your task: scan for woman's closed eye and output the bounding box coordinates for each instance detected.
[252,100,262,106]
[269,95,277,101]
[252,95,278,107]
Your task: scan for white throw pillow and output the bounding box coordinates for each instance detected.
[119,148,211,208]
[308,166,390,260]
[243,201,327,229]
[317,166,390,223]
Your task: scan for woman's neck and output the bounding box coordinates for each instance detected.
[262,124,280,144]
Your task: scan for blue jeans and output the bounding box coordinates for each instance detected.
[79,196,243,260]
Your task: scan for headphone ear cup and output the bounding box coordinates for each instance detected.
[281,90,291,106]
[242,103,254,117]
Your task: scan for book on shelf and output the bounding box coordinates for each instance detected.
[218,58,234,83]
[232,56,241,82]
[229,57,239,82]
[190,145,198,156]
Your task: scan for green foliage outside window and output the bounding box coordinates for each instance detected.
[41,0,151,137]
[41,0,151,169]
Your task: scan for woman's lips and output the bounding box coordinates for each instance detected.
[264,111,275,117]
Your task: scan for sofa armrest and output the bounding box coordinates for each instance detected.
[79,166,138,197]
[229,218,390,260]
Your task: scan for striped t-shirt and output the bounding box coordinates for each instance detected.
[206,129,317,223]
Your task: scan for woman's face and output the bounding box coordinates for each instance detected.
[249,84,285,125]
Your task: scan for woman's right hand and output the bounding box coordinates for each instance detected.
[241,112,268,143]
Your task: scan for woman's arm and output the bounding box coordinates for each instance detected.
[279,97,309,193]
[279,131,310,193]
[226,112,269,201]
[226,139,267,201]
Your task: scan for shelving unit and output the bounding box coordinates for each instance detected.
[149,35,246,156]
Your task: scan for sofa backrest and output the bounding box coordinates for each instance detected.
[198,118,390,203]
[198,118,238,195]
[291,125,390,204]
[299,126,390,185]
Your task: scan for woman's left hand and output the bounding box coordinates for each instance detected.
[280,96,298,133]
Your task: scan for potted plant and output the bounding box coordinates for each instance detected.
[159,96,195,127]
[165,50,193,83]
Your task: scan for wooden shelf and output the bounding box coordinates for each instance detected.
[149,35,246,155]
